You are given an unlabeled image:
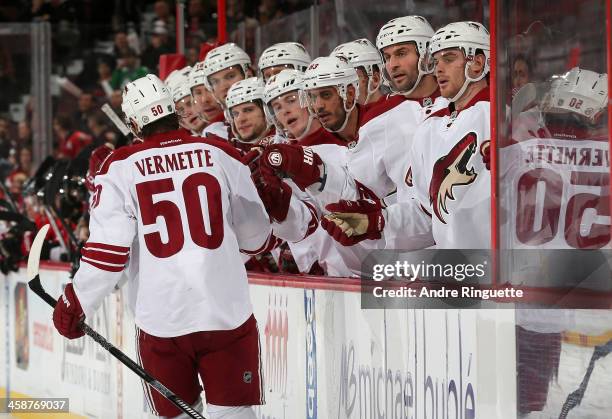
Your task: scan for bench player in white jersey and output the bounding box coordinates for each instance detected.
[52,75,274,419]
[261,17,443,210]
[257,42,311,82]
[193,43,254,139]
[225,76,318,243]
[323,21,492,250]
[262,69,357,275]
[164,66,207,135]
[188,61,225,138]
[261,58,385,275]
[331,38,385,107]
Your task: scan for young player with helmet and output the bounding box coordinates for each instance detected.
[263,69,321,141]
[203,43,253,107]
[257,42,311,82]
[323,21,492,250]
[52,74,275,419]
[188,60,226,138]
[164,66,207,135]
[224,77,275,152]
[331,38,385,106]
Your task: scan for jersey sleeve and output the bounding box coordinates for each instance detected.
[272,183,319,243]
[225,157,275,254]
[72,165,137,320]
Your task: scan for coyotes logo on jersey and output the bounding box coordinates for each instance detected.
[429,132,478,223]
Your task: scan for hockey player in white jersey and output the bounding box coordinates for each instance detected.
[225,76,318,242]
[52,74,273,419]
[225,77,276,153]
[257,42,311,82]
[324,21,492,250]
[164,66,207,135]
[188,61,225,138]
[261,16,443,212]
[263,69,321,142]
[331,38,385,106]
[204,43,253,107]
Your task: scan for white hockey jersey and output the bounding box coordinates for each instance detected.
[316,93,447,204]
[500,112,610,250]
[388,88,491,249]
[74,129,274,337]
[201,114,229,140]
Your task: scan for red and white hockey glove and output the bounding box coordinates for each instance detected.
[252,165,292,223]
[262,144,324,191]
[53,283,85,339]
[321,199,385,246]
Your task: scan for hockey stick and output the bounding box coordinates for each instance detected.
[558,338,612,418]
[27,225,206,419]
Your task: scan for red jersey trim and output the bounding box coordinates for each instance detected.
[97,129,244,175]
[361,89,442,126]
[299,127,347,147]
[428,87,490,119]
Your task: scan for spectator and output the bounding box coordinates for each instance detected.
[186,46,199,67]
[73,91,96,134]
[257,0,284,25]
[53,114,92,160]
[87,111,118,147]
[109,90,123,115]
[0,117,12,160]
[110,49,148,90]
[152,0,175,31]
[113,31,130,57]
[95,56,115,98]
[141,22,173,73]
[17,121,32,147]
[186,0,215,46]
[16,147,33,177]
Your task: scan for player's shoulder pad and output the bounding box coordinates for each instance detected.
[361,95,407,126]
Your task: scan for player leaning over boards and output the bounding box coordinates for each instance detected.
[324,21,492,249]
[52,74,274,419]
[261,17,445,214]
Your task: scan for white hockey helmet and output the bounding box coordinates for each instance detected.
[375,15,435,95]
[188,60,208,90]
[332,38,383,102]
[122,74,175,136]
[165,66,192,102]
[224,77,270,142]
[202,43,251,89]
[258,42,311,76]
[302,56,359,132]
[429,21,490,102]
[541,67,608,120]
[263,69,312,137]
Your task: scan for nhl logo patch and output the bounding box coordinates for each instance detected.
[423,97,433,107]
[142,116,149,123]
[268,151,283,167]
[243,371,252,384]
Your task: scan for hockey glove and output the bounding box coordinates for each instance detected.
[321,199,385,246]
[252,165,292,223]
[53,283,85,339]
[262,144,324,191]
